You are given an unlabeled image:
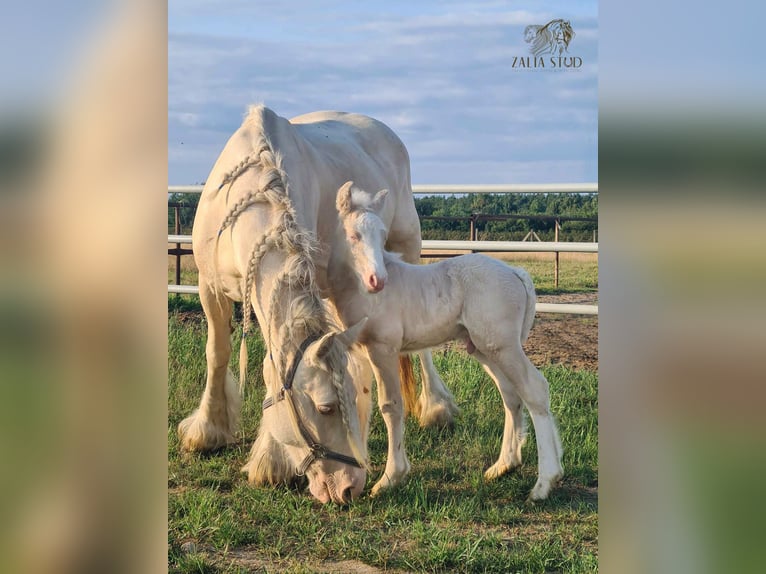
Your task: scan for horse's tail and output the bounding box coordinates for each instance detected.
[514,268,537,344]
[399,355,420,418]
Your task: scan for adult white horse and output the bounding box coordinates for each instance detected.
[177,105,454,503]
[328,182,564,500]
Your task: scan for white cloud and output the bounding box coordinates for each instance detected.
[169,1,598,184]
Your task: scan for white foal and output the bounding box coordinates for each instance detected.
[327,182,564,500]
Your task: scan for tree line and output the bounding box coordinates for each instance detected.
[169,192,598,242]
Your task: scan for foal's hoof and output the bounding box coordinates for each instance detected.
[370,469,409,497]
[370,476,396,498]
[527,474,562,501]
[484,460,521,481]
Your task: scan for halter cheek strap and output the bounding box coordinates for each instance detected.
[262,333,363,475]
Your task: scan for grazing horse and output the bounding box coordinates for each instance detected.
[178,108,372,503]
[328,182,564,500]
[177,105,454,503]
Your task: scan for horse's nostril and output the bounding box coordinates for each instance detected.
[342,486,353,504]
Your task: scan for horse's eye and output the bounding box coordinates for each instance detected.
[317,404,336,415]
[348,232,361,243]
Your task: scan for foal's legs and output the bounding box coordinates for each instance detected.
[387,235,459,427]
[472,356,526,477]
[477,344,563,500]
[365,344,411,496]
[347,348,375,444]
[177,280,241,451]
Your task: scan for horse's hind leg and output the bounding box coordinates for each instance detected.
[415,350,460,427]
[479,344,563,500]
[177,280,241,451]
[472,355,526,478]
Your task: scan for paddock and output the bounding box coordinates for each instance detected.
[168,183,599,316]
[168,183,597,571]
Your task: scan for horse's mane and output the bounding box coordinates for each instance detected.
[215,106,327,385]
[383,250,405,265]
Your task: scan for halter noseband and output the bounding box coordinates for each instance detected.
[262,334,363,475]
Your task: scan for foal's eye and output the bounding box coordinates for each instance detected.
[348,232,361,243]
[317,404,336,415]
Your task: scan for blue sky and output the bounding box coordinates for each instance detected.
[169,1,597,185]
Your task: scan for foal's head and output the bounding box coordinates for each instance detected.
[335,181,389,293]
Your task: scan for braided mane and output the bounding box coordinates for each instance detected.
[211,105,367,469]
[214,110,326,387]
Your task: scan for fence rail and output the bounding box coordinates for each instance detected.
[169,183,598,195]
[168,183,598,315]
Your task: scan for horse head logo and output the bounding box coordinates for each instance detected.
[524,19,575,57]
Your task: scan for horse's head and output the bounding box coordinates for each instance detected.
[260,318,370,504]
[335,181,389,293]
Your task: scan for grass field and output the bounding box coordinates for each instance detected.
[169,318,598,573]
[168,250,597,572]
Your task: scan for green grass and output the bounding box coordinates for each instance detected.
[501,255,598,295]
[169,313,598,573]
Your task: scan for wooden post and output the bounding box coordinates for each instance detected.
[469,215,476,241]
[174,206,182,287]
[554,218,560,289]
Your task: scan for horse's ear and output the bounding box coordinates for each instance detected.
[336,317,368,348]
[337,181,355,215]
[370,189,389,213]
[313,318,367,361]
[313,333,336,360]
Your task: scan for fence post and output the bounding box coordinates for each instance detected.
[174,206,181,287]
[554,218,560,289]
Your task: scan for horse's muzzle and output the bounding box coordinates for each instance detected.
[367,274,385,292]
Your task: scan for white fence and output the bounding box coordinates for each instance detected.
[168,184,598,315]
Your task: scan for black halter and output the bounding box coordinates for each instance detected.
[262,334,363,475]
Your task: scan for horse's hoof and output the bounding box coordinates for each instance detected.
[418,403,459,428]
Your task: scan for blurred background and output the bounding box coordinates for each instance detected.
[1,0,765,572]
[600,1,766,572]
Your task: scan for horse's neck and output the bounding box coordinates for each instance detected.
[253,250,324,354]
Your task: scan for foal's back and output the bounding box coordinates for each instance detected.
[375,253,535,348]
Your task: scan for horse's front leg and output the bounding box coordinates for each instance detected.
[366,344,411,496]
[177,281,241,451]
[387,234,459,428]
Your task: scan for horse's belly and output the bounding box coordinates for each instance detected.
[399,314,464,352]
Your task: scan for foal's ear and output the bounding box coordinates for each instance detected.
[336,317,368,348]
[370,189,389,212]
[337,181,355,215]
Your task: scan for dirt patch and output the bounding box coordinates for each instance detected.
[525,293,598,371]
[214,549,409,573]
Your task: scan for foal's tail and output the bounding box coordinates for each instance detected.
[514,268,537,344]
[399,355,420,418]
